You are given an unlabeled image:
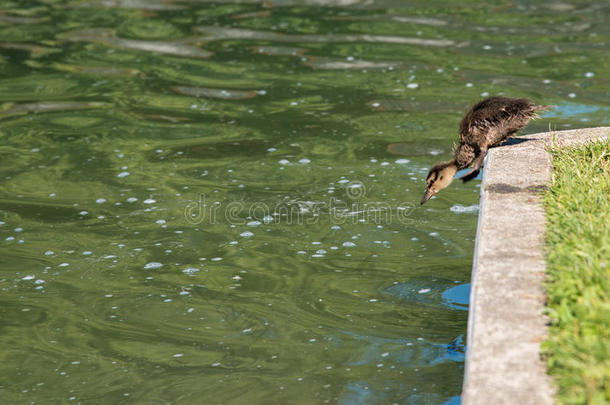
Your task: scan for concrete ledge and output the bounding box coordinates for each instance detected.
[462,127,609,405]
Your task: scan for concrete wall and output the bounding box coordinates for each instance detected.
[462,127,609,405]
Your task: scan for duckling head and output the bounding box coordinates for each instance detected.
[421,161,457,204]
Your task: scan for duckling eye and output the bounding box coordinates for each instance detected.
[439,176,444,180]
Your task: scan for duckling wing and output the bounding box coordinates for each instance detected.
[459,97,539,146]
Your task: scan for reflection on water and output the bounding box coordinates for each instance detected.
[0,101,107,119]
[172,86,261,99]
[0,0,608,403]
[61,29,214,58]
[194,25,456,46]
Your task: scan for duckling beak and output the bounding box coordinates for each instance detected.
[421,189,435,205]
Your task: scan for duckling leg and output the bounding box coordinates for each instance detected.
[459,147,488,182]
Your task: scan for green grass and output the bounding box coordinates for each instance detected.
[542,139,610,405]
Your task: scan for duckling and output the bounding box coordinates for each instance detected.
[421,96,550,204]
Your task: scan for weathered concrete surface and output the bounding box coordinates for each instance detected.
[462,127,609,405]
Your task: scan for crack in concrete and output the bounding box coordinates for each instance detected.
[485,183,549,194]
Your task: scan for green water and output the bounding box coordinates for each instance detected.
[0,1,608,403]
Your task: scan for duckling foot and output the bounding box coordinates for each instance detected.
[458,147,487,183]
[460,169,481,182]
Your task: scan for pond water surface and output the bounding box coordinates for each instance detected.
[0,1,608,404]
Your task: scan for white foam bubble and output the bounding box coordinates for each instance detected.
[450,204,479,214]
[182,267,200,275]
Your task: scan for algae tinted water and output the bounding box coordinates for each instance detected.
[0,1,608,403]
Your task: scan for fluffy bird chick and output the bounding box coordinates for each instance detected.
[420,96,550,205]
[421,161,458,204]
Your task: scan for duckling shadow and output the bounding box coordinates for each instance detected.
[502,137,534,146]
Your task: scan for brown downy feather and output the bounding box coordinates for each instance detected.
[456,97,551,168]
